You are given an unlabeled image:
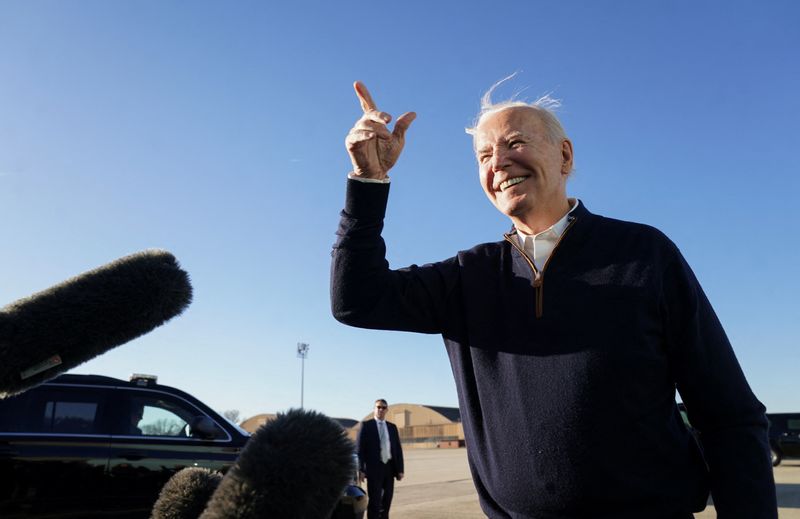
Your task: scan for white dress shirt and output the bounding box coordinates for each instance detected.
[516,199,578,271]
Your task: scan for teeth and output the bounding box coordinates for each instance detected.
[500,177,526,191]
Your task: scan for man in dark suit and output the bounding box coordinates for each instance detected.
[357,399,404,519]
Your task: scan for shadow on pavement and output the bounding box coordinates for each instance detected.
[705,483,800,510]
[777,483,800,508]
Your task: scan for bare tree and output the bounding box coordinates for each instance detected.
[223,409,241,424]
[141,418,184,436]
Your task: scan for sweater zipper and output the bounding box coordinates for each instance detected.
[503,216,578,318]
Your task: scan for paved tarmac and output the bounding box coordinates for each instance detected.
[387,449,800,518]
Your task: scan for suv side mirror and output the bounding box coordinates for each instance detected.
[189,416,220,440]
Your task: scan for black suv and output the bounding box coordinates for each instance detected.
[0,373,249,518]
[767,412,800,466]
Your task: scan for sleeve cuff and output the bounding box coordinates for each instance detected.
[348,172,391,184]
[344,177,390,219]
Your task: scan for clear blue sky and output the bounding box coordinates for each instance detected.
[1,1,798,422]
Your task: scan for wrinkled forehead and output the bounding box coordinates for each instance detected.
[473,106,547,149]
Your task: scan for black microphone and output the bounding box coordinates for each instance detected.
[151,467,222,519]
[0,249,192,398]
[199,409,355,519]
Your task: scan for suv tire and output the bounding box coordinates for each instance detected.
[771,445,781,467]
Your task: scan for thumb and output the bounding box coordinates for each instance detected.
[393,111,416,139]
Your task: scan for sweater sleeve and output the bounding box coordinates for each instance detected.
[330,178,459,334]
[661,251,777,518]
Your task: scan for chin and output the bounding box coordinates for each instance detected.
[496,198,531,220]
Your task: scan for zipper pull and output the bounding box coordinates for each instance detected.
[532,275,543,318]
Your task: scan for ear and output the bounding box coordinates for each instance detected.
[560,139,574,175]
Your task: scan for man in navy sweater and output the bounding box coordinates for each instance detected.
[331,81,777,518]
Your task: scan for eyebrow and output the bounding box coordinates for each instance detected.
[476,132,528,154]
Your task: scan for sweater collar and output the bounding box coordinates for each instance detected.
[506,199,590,237]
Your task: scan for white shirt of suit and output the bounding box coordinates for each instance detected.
[376,419,392,463]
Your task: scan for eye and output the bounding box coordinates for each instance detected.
[478,153,491,163]
[509,140,524,149]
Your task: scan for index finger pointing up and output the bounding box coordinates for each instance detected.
[354,81,377,113]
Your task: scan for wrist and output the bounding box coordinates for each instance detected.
[350,164,387,179]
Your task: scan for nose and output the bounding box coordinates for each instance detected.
[489,148,511,172]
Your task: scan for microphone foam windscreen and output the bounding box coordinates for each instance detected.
[0,249,192,398]
[200,409,355,519]
[151,467,222,519]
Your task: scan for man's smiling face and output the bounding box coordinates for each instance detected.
[474,106,572,231]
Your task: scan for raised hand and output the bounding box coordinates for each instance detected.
[345,81,416,180]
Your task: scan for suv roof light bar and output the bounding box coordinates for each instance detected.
[129,373,158,386]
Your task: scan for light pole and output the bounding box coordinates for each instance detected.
[296,342,309,409]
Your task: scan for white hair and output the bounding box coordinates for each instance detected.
[465,73,568,145]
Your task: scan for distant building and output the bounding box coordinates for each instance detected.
[358,403,465,449]
[239,413,276,433]
[241,404,464,449]
[332,417,359,430]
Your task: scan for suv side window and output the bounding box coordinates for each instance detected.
[0,385,110,435]
[43,398,99,434]
[115,389,227,440]
[137,397,189,437]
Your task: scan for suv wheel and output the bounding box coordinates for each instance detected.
[771,446,781,467]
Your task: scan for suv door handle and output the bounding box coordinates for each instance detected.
[119,453,146,461]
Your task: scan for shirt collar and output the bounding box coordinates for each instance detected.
[516,198,579,245]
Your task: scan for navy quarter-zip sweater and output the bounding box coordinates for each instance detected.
[331,179,777,518]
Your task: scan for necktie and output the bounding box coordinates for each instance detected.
[379,421,390,463]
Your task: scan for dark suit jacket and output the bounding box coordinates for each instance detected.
[357,419,404,477]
